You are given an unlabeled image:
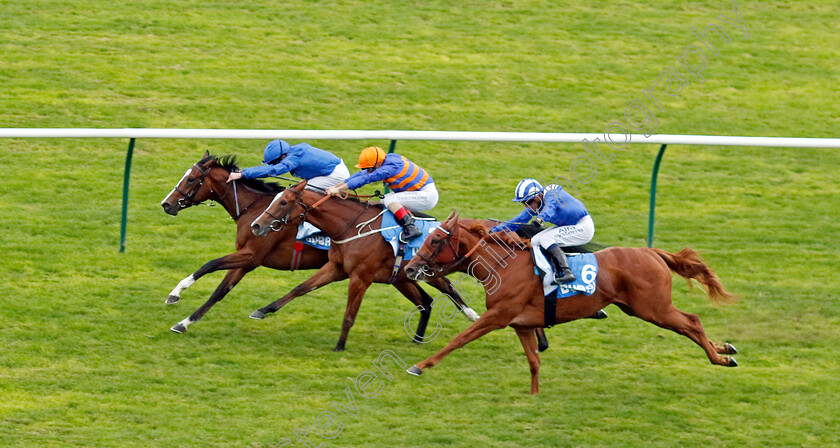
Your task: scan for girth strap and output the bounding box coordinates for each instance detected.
[544,296,558,328]
[390,241,407,284]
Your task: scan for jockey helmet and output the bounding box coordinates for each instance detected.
[512,178,544,202]
[355,146,387,169]
[262,140,291,165]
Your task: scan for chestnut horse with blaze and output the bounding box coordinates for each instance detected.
[249,181,480,352]
[404,211,739,395]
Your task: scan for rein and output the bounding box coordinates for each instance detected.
[416,225,487,275]
[266,189,374,239]
[174,163,210,209]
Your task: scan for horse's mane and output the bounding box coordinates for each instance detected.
[200,153,285,195]
[464,221,532,249]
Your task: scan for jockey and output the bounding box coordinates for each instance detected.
[490,179,594,284]
[226,139,350,191]
[326,146,439,242]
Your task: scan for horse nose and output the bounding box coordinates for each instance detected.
[161,202,170,211]
[404,266,417,278]
[251,222,262,235]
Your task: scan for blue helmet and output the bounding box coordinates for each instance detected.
[512,178,544,202]
[262,140,291,164]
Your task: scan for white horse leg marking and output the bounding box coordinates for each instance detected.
[463,308,480,322]
[166,274,195,303]
[171,316,195,333]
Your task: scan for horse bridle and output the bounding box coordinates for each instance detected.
[262,188,375,236]
[174,163,211,209]
[414,224,466,275]
[263,188,310,231]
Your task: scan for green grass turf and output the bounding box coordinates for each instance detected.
[1,1,839,447]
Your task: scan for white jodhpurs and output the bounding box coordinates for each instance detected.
[382,183,439,211]
[306,161,351,191]
[531,215,595,249]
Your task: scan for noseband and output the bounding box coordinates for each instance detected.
[263,188,310,231]
[174,163,210,209]
[415,224,492,276]
[415,225,463,275]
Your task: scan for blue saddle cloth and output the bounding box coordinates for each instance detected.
[380,212,440,260]
[533,248,599,298]
[296,222,330,250]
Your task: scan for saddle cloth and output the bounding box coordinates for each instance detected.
[296,222,331,250]
[532,246,598,298]
[380,212,440,260]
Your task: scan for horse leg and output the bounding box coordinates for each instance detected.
[514,327,541,394]
[426,276,480,322]
[393,281,433,343]
[407,308,509,375]
[166,250,255,304]
[333,274,373,352]
[250,261,348,319]
[535,328,549,352]
[632,304,738,367]
[171,267,252,333]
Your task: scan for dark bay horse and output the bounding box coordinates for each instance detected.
[249,181,481,351]
[160,153,444,339]
[403,211,739,394]
[160,152,329,333]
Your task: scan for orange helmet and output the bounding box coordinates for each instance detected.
[355,146,387,169]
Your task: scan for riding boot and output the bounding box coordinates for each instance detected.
[546,244,576,284]
[398,214,422,242]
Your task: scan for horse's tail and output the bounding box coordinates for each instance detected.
[650,247,738,304]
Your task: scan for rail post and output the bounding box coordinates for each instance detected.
[648,144,667,247]
[119,138,135,252]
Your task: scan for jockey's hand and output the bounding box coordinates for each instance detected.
[226,172,242,183]
[534,217,545,226]
[325,185,342,196]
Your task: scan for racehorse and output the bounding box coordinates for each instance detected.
[160,152,442,341]
[403,211,739,394]
[249,181,482,351]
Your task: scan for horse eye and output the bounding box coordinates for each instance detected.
[187,177,195,183]
[279,200,287,206]
[430,238,441,246]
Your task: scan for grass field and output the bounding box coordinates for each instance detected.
[2,1,839,447]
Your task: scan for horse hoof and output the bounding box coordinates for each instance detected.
[585,310,608,319]
[537,340,549,353]
[724,343,738,354]
[165,295,180,305]
[333,346,345,352]
[170,323,187,334]
[727,357,738,367]
[249,310,266,320]
[412,337,424,344]
[406,365,423,376]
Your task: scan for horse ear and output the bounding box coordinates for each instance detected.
[203,150,210,158]
[446,209,460,226]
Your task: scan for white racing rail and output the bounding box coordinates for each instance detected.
[3,128,839,251]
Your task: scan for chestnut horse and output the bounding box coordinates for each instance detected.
[403,211,739,394]
[249,181,481,351]
[160,153,440,341]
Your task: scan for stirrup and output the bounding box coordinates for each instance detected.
[554,269,576,284]
[399,225,422,242]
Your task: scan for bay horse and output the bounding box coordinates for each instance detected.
[249,181,481,351]
[403,211,739,394]
[160,152,328,333]
[160,152,441,341]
